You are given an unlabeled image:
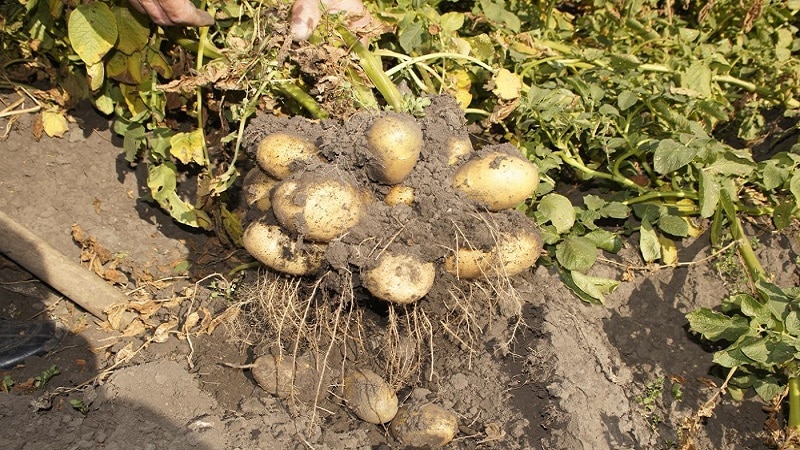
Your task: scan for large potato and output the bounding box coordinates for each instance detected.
[242,222,326,276]
[242,167,278,212]
[256,132,319,179]
[363,253,435,304]
[452,151,539,211]
[272,176,363,242]
[390,402,459,448]
[367,113,423,184]
[251,354,325,402]
[343,368,398,424]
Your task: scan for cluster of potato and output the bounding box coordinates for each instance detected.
[242,111,543,305]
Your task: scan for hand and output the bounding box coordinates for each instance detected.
[290,0,371,41]
[127,0,214,27]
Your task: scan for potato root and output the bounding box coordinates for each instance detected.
[452,151,539,210]
[242,222,326,276]
[256,132,319,179]
[272,176,363,242]
[390,402,459,448]
[366,114,423,184]
[363,253,435,304]
[343,368,398,424]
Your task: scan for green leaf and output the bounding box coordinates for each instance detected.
[657,215,689,237]
[740,337,770,364]
[713,346,751,368]
[67,3,118,65]
[681,61,712,98]
[600,201,630,219]
[439,12,464,34]
[773,202,794,230]
[653,139,698,174]
[112,6,149,55]
[584,229,622,253]
[762,160,789,191]
[398,20,424,53]
[753,375,784,402]
[698,170,720,218]
[617,90,637,110]
[570,271,619,303]
[537,193,575,234]
[556,236,597,272]
[639,218,660,263]
[148,162,178,202]
[790,172,800,207]
[687,309,751,341]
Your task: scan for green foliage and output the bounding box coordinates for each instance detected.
[2,375,14,393]
[33,365,60,389]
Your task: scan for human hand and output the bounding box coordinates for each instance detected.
[290,0,372,41]
[127,0,214,27]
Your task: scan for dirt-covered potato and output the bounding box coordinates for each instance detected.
[452,151,539,211]
[443,247,492,280]
[445,135,473,165]
[272,176,363,242]
[256,132,319,179]
[384,185,414,207]
[389,402,459,448]
[242,222,326,276]
[343,368,398,424]
[444,229,542,279]
[363,253,436,304]
[251,353,324,402]
[367,113,423,184]
[242,167,279,212]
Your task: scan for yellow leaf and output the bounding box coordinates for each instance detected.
[170,130,206,165]
[492,68,521,101]
[446,70,472,109]
[112,6,149,55]
[86,61,104,91]
[67,3,118,65]
[658,234,678,266]
[42,110,69,138]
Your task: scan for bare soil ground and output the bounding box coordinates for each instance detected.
[1,93,799,449]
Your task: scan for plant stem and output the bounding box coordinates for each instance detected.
[276,82,329,119]
[719,190,767,281]
[555,150,647,192]
[337,26,403,111]
[789,377,800,429]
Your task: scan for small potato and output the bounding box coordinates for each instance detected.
[367,113,423,184]
[444,135,473,165]
[242,222,326,276]
[443,247,492,280]
[495,229,542,277]
[390,402,459,448]
[343,368,398,424]
[242,167,279,212]
[272,176,363,242]
[363,253,435,304]
[452,151,539,211]
[384,185,414,207]
[251,354,325,402]
[256,132,319,179]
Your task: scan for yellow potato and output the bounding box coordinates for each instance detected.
[251,354,325,402]
[384,185,414,207]
[242,167,278,212]
[343,368,398,424]
[367,114,423,184]
[390,402,459,448]
[242,222,326,276]
[443,247,491,280]
[444,229,542,279]
[444,135,473,165]
[363,253,436,304]
[272,177,363,242]
[256,132,319,179]
[452,151,539,211]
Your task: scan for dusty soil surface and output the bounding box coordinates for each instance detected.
[1,92,799,449]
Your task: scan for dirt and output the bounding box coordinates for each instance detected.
[1,91,799,449]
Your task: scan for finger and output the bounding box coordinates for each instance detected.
[290,0,323,41]
[130,0,214,27]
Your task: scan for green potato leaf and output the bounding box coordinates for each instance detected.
[653,139,698,175]
[657,214,688,237]
[570,271,619,303]
[556,236,597,272]
[537,193,575,234]
[639,217,661,263]
[687,308,751,342]
[67,2,117,65]
[112,6,149,55]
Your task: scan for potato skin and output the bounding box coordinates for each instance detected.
[242,222,325,276]
[256,132,319,179]
[343,368,398,424]
[272,177,363,242]
[251,354,324,402]
[363,253,436,304]
[452,151,539,210]
[367,114,423,184]
[390,402,459,448]
[384,185,414,207]
[444,229,542,279]
[443,248,491,280]
[242,167,278,212]
[444,135,473,166]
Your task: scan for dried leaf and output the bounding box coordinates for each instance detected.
[152,319,178,343]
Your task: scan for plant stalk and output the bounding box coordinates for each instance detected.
[790,377,800,429]
[719,190,766,281]
[338,26,403,111]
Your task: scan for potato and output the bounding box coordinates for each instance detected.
[495,229,542,277]
[272,176,363,242]
[367,113,423,184]
[242,222,326,276]
[390,402,459,448]
[242,167,278,212]
[251,354,325,402]
[343,368,398,424]
[256,132,320,179]
[363,253,435,304]
[444,229,542,279]
[452,151,539,211]
[445,135,473,165]
[384,185,414,207]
